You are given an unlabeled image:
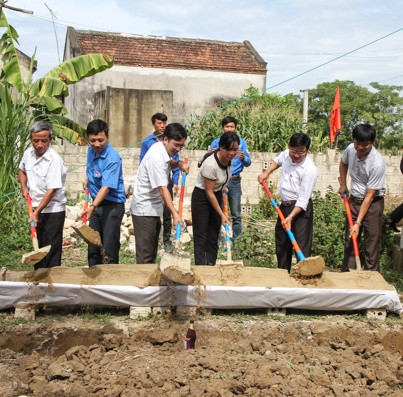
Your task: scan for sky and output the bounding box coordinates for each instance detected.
[3,0,403,96]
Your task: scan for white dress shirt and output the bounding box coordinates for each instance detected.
[274,149,318,211]
[131,141,170,217]
[19,146,67,213]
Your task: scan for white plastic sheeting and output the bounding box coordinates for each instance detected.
[0,282,402,313]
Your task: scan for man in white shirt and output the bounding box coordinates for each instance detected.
[258,133,318,272]
[130,123,189,264]
[338,123,386,272]
[18,121,67,269]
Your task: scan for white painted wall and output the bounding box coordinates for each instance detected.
[65,65,266,128]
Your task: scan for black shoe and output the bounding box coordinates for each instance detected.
[387,218,400,232]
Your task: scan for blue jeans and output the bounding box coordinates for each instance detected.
[227,179,242,239]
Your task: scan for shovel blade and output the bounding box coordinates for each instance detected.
[21,245,51,265]
[159,252,194,285]
[73,224,102,247]
[291,255,325,278]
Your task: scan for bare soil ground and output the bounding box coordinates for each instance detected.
[0,311,402,397]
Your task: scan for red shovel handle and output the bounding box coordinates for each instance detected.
[82,186,89,224]
[223,190,228,217]
[26,193,37,239]
[342,194,360,258]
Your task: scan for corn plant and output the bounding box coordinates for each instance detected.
[186,87,304,152]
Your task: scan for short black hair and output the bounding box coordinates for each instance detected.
[151,113,168,123]
[163,123,187,140]
[289,133,311,150]
[221,116,237,128]
[86,119,109,137]
[352,123,376,143]
[219,131,240,150]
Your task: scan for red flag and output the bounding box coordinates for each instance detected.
[329,86,341,146]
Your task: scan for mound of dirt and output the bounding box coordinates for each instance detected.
[0,315,401,396]
[14,264,396,290]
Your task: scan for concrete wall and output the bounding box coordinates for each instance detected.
[64,65,266,130]
[93,87,173,148]
[54,145,402,208]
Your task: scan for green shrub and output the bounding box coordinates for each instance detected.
[0,196,32,269]
[311,188,346,268]
[233,222,276,268]
[311,188,395,271]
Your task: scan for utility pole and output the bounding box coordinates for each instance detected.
[44,2,61,64]
[300,89,309,132]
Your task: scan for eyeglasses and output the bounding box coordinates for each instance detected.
[289,149,307,156]
[171,142,185,150]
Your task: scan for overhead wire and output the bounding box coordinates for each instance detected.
[0,14,402,200]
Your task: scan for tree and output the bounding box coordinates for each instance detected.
[0,9,114,208]
[308,80,403,151]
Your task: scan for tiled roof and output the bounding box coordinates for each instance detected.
[69,28,267,75]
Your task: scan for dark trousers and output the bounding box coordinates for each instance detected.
[275,200,313,273]
[35,211,65,270]
[191,187,222,266]
[343,198,384,271]
[163,178,174,244]
[389,203,403,224]
[88,203,125,266]
[132,215,161,264]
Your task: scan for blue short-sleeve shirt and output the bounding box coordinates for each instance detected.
[86,143,126,203]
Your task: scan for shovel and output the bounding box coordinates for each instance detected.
[342,193,362,271]
[160,158,194,284]
[260,180,325,276]
[72,186,102,247]
[216,191,243,266]
[21,193,51,265]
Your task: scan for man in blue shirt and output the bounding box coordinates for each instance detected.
[140,113,180,252]
[209,116,251,240]
[82,119,126,266]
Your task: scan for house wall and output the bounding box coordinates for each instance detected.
[54,146,402,209]
[64,65,266,131]
[93,87,173,148]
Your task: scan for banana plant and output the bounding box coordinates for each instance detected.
[0,9,113,141]
[0,9,113,205]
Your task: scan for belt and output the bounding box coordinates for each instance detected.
[350,196,384,205]
[230,176,241,181]
[97,199,122,207]
[281,200,297,207]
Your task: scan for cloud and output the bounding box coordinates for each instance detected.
[4,0,403,95]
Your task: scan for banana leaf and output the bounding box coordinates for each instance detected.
[40,53,114,86]
[44,113,87,144]
[0,10,24,92]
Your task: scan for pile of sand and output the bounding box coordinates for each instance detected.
[8,264,394,291]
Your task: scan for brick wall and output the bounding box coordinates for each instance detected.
[55,146,402,206]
